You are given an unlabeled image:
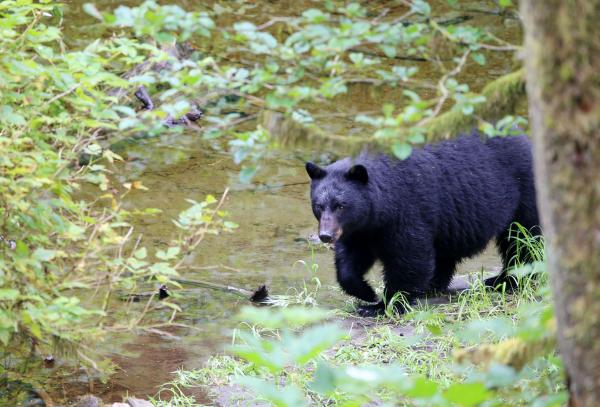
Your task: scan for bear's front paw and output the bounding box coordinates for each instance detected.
[357,301,385,317]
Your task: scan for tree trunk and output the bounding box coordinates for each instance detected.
[520,1,600,406]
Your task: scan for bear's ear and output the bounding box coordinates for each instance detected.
[346,164,368,183]
[305,162,327,180]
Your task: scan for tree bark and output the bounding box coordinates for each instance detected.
[520,1,600,405]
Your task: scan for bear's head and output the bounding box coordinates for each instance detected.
[305,160,373,243]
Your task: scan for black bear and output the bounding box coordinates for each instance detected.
[306,133,540,316]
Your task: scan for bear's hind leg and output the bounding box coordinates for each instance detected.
[485,227,520,291]
[486,218,541,291]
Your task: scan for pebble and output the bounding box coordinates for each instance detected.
[76,395,101,407]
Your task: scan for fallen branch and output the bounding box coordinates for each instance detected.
[118,279,270,304]
[172,277,270,303]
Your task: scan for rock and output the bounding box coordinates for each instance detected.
[76,395,102,407]
[126,398,153,407]
[213,384,269,406]
[111,404,129,407]
[293,233,324,245]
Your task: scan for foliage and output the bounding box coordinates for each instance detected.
[161,284,564,406]
[79,0,529,171]
[0,0,236,380]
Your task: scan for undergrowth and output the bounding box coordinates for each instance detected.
[154,226,564,406]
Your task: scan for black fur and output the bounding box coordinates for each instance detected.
[306,133,540,316]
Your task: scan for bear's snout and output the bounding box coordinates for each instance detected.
[319,233,333,243]
[319,211,340,243]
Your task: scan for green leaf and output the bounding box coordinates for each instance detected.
[237,377,308,407]
[411,0,431,15]
[382,103,395,117]
[392,143,413,160]
[426,323,442,336]
[349,52,363,64]
[156,246,180,260]
[83,3,104,21]
[484,363,517,387]
[33,248,56,262]
[404,376,438,398]
[239,166,258,184]
[233,21,256,32]
[231,331,287,372]
[84,143,102,156]
[0,289,19,301]
[380,45,397,58]
[134,247,147,259]
[127,257,148,271]
[407,132,425,144]
[472,52,486,65]
[223,221,239,229]
[443,382,491,407]
[15,241,30,258]
[149,262,178,276]
[462,104,475,115]
[0,105,26,126]
[302,9,328,23]
[289,324,347,364]
[0,329,11,346]
[310,362,337,394]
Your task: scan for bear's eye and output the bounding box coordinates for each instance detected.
[335,203,344,211]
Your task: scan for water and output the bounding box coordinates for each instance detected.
[40,1,520,403]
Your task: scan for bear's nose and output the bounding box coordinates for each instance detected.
[319,233,333,243]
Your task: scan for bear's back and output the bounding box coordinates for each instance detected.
[427,134,532,254]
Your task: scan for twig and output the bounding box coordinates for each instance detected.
[77,349,99,371]
[256,17,292,30]
[172,277,254,298]
[430,19,520,52]
[134,189,230,326]
[389,10,415,26]
[371,7,390,25]
[174,188,229,268]
[47,84,80,105]
[417,49,471,127]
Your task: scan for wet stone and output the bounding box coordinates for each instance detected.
[76,395,102,407]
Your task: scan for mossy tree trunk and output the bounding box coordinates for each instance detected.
[521,1,600,405]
